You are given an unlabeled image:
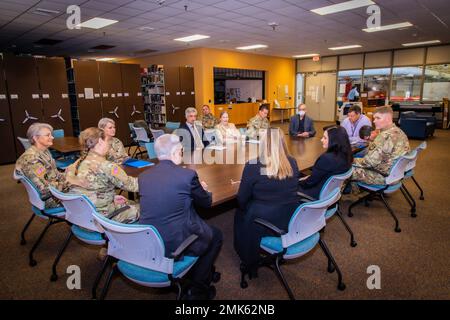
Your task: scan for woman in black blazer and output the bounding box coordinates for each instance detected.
[234,128,301,276]
[298,126,353,199]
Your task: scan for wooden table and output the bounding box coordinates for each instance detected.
[51,137,82,153]
[272,107,296,123]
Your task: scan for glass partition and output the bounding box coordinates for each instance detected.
[390,66,423,102]
[337,69,362,101]
[423,64,450,101]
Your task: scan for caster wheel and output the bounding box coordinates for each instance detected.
[338,283,346,291]
[395,227,401,233]
[327,265,335,273]
[348,212,353,218]
[50,274,58,282]
[240,281,248,289]
[20,239,26,245]
[212,272,221,283]
[350,241,357,248]
[29,259,37,267]
[411,213,417,218]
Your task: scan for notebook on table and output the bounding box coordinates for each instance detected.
[123,158,155,168]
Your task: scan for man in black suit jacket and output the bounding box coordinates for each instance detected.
[138,134,222,299]
[176,107,209,151]
[289,103,316,137]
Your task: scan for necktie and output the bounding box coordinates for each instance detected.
[192,124,203,149]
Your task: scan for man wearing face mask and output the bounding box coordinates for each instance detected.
[138,134,223,300]
[289,103,316,137]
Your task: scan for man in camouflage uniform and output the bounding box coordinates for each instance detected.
[246,104,270,139]
[201,105,218,129]
[352,106,410,185]
[15,123,67,208]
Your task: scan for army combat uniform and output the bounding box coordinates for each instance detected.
[246,115,269,140]
[202,113,218,129]
[352,124,410,185]
[65,151,139,223]
[106,137,129,164]
[15,145,67,208]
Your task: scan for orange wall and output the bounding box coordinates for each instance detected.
[123,47,296,121]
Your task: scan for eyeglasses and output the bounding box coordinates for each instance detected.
[37,133,53,138]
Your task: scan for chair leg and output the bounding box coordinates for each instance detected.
[336,208,357,247]
[273,255,295,300]
[92,255,112,300]
[28,219,54,267]
[20,213,35,245]
[379,193,401,233]
[411,176,424,200]
[319,238,346,291]
[239,262,249,289]
[175,281,183,300]
[99,261,117,300]
[50,230,73,282]
[348,191,372,217]
[401,185,417,217]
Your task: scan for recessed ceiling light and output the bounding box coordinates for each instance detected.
[236,44,268,50]
[174,34,210,42]
[311,0,374,15]
[77,17,118,29]
[293,53,320,58]
[363,22,413,32]
[402,40,441,47]
[329,45,362,50]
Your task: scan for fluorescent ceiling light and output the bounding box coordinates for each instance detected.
[96,58,115,61]
[293,53,319,58]
[32,8,60,16]
[174,34,210,42]
[236,44,268,50]
[139,26,154,31]
[329,45,362,50]
[363,22,413,32]
[402,40,441,47]
[78,17,118,29]
[311,0,374,15]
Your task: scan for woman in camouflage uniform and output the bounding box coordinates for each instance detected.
[15,123,67,208]
[98,118,130,164]
[65,127,139,223]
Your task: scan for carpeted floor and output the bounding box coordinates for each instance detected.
[0,122,449,300]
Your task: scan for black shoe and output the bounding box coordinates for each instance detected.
[182,285,216,300]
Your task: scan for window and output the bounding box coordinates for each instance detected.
[363,68,391,94]
[337,69,362,101]
[390,66,423,102]
[422,64,450,101]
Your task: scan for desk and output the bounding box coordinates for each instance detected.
[51,137,82,153]
[272,107,296,123]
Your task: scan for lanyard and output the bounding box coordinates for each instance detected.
[350,117,360,137]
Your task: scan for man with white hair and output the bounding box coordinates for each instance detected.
[138,134,222,300]
[177,107,209,151]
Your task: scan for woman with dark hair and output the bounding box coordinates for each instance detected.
[298,126,353,199]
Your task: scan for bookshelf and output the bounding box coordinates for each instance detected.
[141,65,166,128]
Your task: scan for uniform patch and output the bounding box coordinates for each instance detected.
[35,166,46,178]
[111,165,122,176]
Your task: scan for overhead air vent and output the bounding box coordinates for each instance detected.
[32,8,60,16]
[34,38,63,46]
[90,45,116,50]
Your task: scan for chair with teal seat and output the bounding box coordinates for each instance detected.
[91,210,201,300]
[403,141,426,201]
[13,171,66,267]
[144,142,157,159]
[17,137,31,150]
[240,188,344,300]
[165,122,180,131]
[48,186,106,282]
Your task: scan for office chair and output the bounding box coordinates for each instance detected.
[240,189,344,300]
[403,141,426,200]
[144,142,157,159]
[131,126,151,158]
[165,122,180,131]
[348,151,417,232]
[13,171,65,267]
[17,137,31,150]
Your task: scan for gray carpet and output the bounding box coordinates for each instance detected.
[1,122,449,300]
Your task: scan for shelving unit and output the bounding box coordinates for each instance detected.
[141,65,166,128]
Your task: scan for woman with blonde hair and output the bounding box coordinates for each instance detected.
[214,111,241,144]
[98,117,129,164]
[65,127,139,223]
[234,127,301,276]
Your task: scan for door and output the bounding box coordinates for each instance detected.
[179,66,195,122]
[304,73,321,121]
[0,55,17,163]
[165,66,181,122]
[73,60,102,130]
[4,54,43,156]
[36,57,73,135]
[319,72,337,121]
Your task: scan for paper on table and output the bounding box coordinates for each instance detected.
[247,139,260,144]
[206,145,227,150]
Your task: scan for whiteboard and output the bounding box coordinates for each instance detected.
[225,80,263,102]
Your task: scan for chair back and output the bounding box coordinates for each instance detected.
[144,142,157,159]
[13,171,45,210]
[417,141,427,153]
[319,167,353,200]
[204,129,218,144]
[385,151,417,185]
[91,212,174,274]
[165,122,180,130]
[128,123,137,141]
[149,128,164,140]
[49,186,102,233]
[133,126,150,143]
[239,128,247,135]
[405,141,427,172]
[52,129,64,138]
[17,137,32,150]
[282,188,341,248]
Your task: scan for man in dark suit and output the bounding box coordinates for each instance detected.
[176,107,209,152]
[289,103,316,137]
[138,134,222,300]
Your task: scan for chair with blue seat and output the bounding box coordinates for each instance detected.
[348,151,417,232]
[298,167,356,247]
[90,210,201,300]
[131,126,151,158]
[403,141,426,201]
[48,186,106,282]
[13,171,66,267]
[49,129,77,170]
[239,128,247,136]
[240,189,345,300]
[17,137,31,150]
[165,122,180,131]
[144,142,157,159]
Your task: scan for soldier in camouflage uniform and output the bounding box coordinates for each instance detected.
[98,118,130,164]
[201,105,218,129]
[66,127,139,223]
[352,106,410,185]
[246,104,270,139]
[15,123,67,208]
